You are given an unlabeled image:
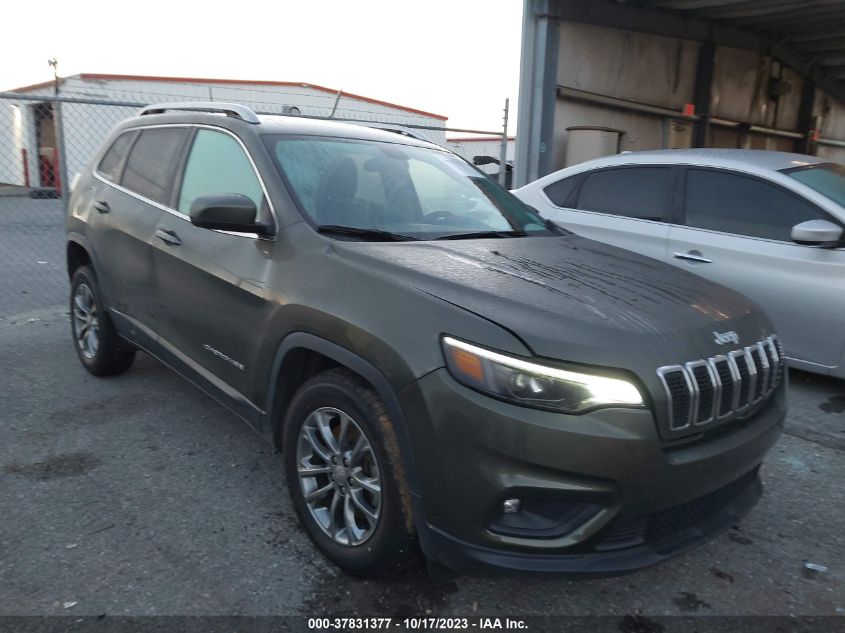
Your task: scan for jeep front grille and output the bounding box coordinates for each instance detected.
[656,336,784,432]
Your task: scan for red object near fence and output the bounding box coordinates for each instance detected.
[53,147,61,196]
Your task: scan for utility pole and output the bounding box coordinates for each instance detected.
[48,58,59,95]
[498,98,510,187]
[330,90,343,118]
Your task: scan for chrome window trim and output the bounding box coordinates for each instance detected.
[92,122,278,241]
[656,365,694,430]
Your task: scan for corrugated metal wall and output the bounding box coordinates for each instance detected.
[553,21,845,168]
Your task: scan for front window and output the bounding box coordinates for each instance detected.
[684,168,828,241]
[178,129,264,216]
[263,135,555,240]
[783,163,845,209]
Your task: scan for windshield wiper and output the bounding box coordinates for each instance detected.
[435,230,528,240]
[317,225,418,242]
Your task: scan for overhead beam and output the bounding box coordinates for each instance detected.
[823,65,845,78]
[738,4,845,23]
[555,0,845,105]
[815,55,845,67]
[799,36,845,54]
[700,2,845,22]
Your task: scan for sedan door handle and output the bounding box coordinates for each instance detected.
[93,200,110,214]
[673,251,712,264]
[155,228,182,246]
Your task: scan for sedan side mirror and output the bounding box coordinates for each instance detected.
[189,194,269,235]
[790,219,843,247]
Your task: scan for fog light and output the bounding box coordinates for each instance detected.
[488,497,604,539]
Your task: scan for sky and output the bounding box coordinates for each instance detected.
[1,0,523,134]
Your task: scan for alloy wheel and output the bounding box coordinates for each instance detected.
[296,406,382,546]
[72,283,99,359]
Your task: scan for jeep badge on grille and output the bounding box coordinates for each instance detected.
[714,331,740,345]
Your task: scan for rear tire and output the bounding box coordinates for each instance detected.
[70,265,135,376]
[283,368,417,576]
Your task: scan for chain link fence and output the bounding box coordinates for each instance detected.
[0,86,507,319]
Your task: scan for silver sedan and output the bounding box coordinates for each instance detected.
[513,149,845,379]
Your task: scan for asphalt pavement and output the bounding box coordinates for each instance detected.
[0,197,843,620]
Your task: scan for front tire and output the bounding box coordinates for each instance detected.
[70,266,135,376]
[283,368,417,575]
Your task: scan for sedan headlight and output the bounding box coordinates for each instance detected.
[441,336,644,414]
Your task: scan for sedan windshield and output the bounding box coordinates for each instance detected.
[263,135,557,240]
[783,163,845,208]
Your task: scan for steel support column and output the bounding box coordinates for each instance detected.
[515,0,560,188]
[795,78,817,155]
[692,42,715,148]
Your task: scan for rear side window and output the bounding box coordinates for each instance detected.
[543,175,579,207]
[576,167,671,221]
[97,131,136,182]
[120,128,189,205]
[177,129,264,215]
[684,169,829,241]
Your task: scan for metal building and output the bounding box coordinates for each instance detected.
[0,73,448,194]
[515,0,845,187]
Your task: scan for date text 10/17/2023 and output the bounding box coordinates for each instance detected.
[308,617,529,630]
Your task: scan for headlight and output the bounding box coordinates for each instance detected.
[441,336,644,414]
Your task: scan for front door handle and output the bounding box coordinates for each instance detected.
[673,250,712,264]
[155,228,182,246]
[93,200,110,214]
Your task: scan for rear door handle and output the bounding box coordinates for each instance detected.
[673,251,712,264]
[93,200,110,214]
[155,228,182,246]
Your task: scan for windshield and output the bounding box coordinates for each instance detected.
[783,163,845,208]
[263,135,556,240]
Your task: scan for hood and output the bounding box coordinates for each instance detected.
[332,235,773,375]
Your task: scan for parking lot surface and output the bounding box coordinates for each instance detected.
[1,198,843,619]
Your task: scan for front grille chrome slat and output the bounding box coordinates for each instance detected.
[656,366,694,430]
[658,336,783,434]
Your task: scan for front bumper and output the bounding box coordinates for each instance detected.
[399,368,785,575]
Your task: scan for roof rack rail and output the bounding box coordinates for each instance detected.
[348,121,431,143]
[139,102,260,124]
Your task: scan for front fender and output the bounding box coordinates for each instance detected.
[263,332,434,546]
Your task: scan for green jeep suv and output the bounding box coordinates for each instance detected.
[66,102,786,576]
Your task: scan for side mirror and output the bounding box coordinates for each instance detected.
[790,219,843,247]
[189,194,268,234]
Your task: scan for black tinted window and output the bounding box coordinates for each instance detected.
[577,167,670,220]
[121,128,188,205]
[543,175,579,207]
[685,169,828,241]
[97,131,136,182]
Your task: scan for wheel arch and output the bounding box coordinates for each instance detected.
[264,333,422,501]
[66,234,100,280]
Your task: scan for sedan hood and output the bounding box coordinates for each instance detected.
[333,235,772,373]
